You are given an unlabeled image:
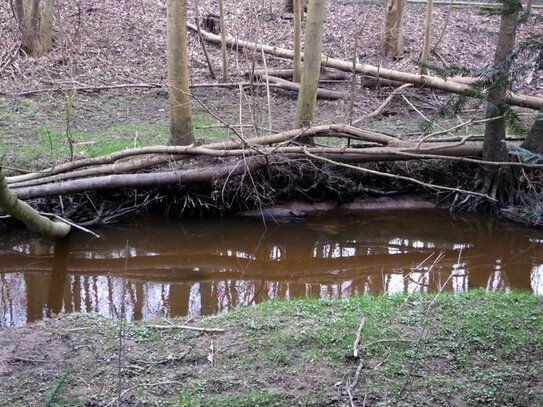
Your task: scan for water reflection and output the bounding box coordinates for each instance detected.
[1,209,542,327]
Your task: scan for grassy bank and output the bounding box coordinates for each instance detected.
[0,290,541,406]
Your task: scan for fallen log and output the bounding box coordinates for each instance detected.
[188,23,543,110]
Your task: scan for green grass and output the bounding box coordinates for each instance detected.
[215,290,542,406]
[178,389,288,407]
[2,291,541,406]
[0,116,229,172]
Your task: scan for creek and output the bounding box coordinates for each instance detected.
[1,208,542,327]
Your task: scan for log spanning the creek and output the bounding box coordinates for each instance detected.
[187,23,543,110]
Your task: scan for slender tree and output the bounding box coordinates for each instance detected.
[483,0,522,163]
[420,0,433,75]
[167,0,194,146]
[295,0,326,138]
[478,0,523,206]
[382,0,405,59]
[0,167,70,238]
[293,0,302,82]
[520,0,533,22]
[14,0,54,57]
[218,0,229,82]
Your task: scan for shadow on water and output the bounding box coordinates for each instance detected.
[1,209,542,327]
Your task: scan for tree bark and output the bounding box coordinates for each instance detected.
[167,0,194,146]
[295,0,326,136]
[15,0,54,57]
[420,0,433,75]
[382,0,405,59]
[520,0,533,22]
[293,0,302,82]
[0,167,70,238]
[483,3,520,163]
[218,0,229,82]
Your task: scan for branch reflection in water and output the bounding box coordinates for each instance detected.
[1,209,542,327]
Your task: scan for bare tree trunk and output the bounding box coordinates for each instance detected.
[481,1,521,206]
[467,0,472,32]
[218,0,229,82]
[14,0,54,57]
[194,0,216,79]
[0,167,70,238]
[420,0,433,75]
[293,0,302,82]
[39,0,54,54]
[483,4,520,163]
[295,0,326,138]
[382,0,405,59]
[167,0,194,146]
[520,0,533,22]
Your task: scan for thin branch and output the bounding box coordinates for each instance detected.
[415,116,502,148]
[353,316,366,359]
[41,212,101,238]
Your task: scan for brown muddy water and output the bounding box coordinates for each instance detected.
[1,209,542,327]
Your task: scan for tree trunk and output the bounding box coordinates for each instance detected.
[15,0,54,57]
[295,0,326,138]
[167,0,194,146]
[481,1,521,206]
[0,167,70,238]
[521,111,543,154]
[218,0,229,82]
[483,3,520,163]
[39,0,54,54]
[420,0,433,75]
[293,0,302,82]
[382,0,405,59]
[520,0,533,22]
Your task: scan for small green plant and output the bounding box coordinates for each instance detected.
[44,373,69,407]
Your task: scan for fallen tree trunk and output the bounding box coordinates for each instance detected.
[188,23,543,110]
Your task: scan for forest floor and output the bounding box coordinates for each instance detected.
[0,290,541,406]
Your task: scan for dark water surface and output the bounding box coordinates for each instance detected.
[1,209,542,327]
